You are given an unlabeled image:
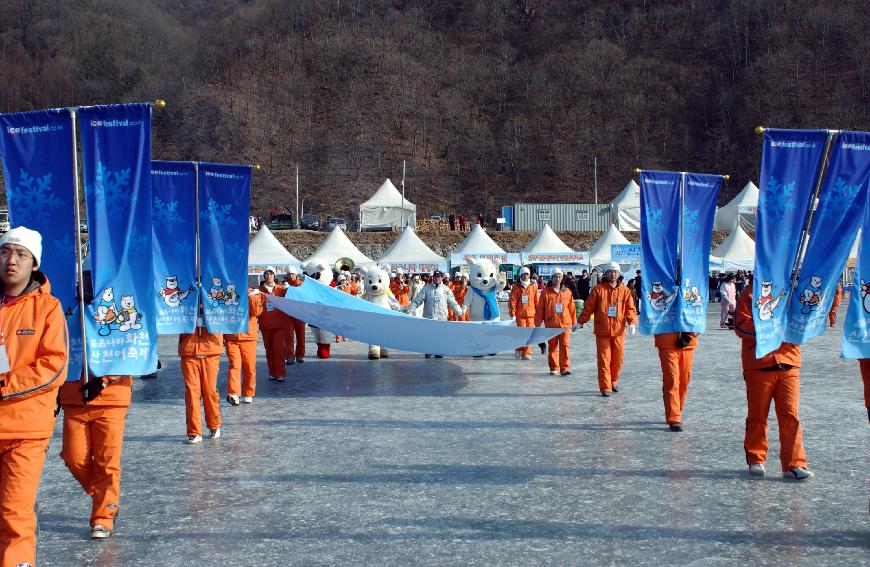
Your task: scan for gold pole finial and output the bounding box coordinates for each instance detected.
[632,167,642,174]
[754,125,764,134]
[252,164,261,172]
[723,174,730,181]
[154,99,167,109]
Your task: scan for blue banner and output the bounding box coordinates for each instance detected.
[843,190,870,358]
[611,244,641,263]
[752,129,829,357]
[785,131,870,344]
[79,104,157,376]
[638,170,681,335]
[0,109,81,376]
[151,161,199,334]
[677,173,722,332]
[198,162,251,333]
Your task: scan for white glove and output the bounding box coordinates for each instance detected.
[248,289,261,296]
[628,324,637,336]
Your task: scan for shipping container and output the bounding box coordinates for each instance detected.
[511,203,611,232]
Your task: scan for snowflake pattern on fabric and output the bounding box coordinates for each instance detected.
[152,197,183,231]
[52,234,76,257]
[174,239,193,256]
[224,241,246,260]
[814,177,861,225]
[127,226,150,252]
[683,208,701,233]
[9,169,63,218]
[91,163,132,209]
[762,176,797,222]
[199,198,238,228]
[645,208,665,234]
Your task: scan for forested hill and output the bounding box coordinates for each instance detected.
[0,1,867,220]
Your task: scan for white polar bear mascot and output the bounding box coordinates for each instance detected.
[462,257,507,322]
[361,265,402,359]
[303,258,337,359]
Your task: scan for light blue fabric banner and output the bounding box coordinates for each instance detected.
[638,170,681,335]
[843,189,870,358]
[0,109,80,377]
[752,129,829,358]
[785,131,870,344]
[198,162,251,333]
[79,104,157,376]
[151,160,199,334]
[677,173,722,332]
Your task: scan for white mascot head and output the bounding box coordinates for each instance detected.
[467,257,500,292]
[363,266,391,296]
[303,258,333,285]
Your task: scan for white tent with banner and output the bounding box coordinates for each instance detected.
[521,224,586,274]
[611,179,641,232]
[378,226,447,273]
[714,181,759,231]
[308,226,374,268]
[248,226,301,276]
[588,224,631,267]
[710,225,755,272]
[449,224,520,270]
[359,178,416,231]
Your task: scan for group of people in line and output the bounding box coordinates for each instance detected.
[0,225,868,566]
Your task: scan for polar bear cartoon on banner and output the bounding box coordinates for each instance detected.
[462,257,507,322]
[360,265,402,359]
[303,258,337,359]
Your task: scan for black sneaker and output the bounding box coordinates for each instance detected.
[424,354,431,359]
[601,391,610,397]
[669,423,683,432]
[611,385,619,393]
[560,370,572,376]
[434,355,444,358]
[539,343,546,354]
[226,395,240,406]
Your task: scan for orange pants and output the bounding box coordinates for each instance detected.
[546,329,571,371]
[515,317,534,357]
[181,356,222,436]
[860,359,870,409]
[60,405,128,530]
[226,339,257,398]
[744,368,807,471]
[658,348,695,424]
[261,328,286,378]
[828,310,837,326]
[595,334,625,393]
[285,318,306,361]
[0,437,49,567]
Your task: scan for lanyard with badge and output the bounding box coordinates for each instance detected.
[554,288,564,314]
[0,297,11,373]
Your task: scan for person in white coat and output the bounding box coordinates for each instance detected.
[404,270,463,358]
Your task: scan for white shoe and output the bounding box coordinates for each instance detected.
[549,370,558,375]
[184,435,202,445]
[522,355,532,360]
[748,463,765,477]
[782,467,814,480]
[91,524,112,539]
[226,394,240,406]
[208,428,221,439]
[242,396,253,403]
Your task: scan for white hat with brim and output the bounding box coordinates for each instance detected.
[263,266,277,276]
[520,267,531,276]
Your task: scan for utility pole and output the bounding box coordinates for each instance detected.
[295,165,299,229]
[593,156,598,205]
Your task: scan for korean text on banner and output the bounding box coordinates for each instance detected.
[752,129,829,358]
[638,170,681,335]
[843,189,870,358]
[677,173,721,332]
[79,103,157,376]
[0,109,80,376]
[785,131,870,344]
[198,162,251,333]
[152,161,199,334]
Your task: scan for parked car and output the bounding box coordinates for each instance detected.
[430,214,445,221]
[267,213,294,230]
[0,208,9,233]
[300,214,321,230]
[324,217,348,231]
[79,221,88,233]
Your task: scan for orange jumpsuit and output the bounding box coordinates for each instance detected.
[390,279,412,307]
[0,274,68,567]
[60,375,132,533]
[655,332,698,425]
[448,281,470,321]
[225,292,265,399]
[282,279,306,363]
[179,328,224,436]
[735,290,806,471]
[859,359,870,418]
[259,283,288,378]
[534,285,577,372]
[578,283,638,393]
[509,281,539,357]
[828,283,842,327]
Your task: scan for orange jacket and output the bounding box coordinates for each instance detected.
[509,282,538,319]
[578,283,638,336]
[60,375,132,407]
[450,282,467,304]
[390,280,412,306]
[0,273,69,439]
[534,286,577,328]
[830,284,843,309]
[225,292,266,343]
[654,332,698,350]
[347,281,359,297]
[735,290,801,370]
[179,328,225,357]
[258,283,288,330]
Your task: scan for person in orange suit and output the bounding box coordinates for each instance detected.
[534,268,577,375]
[390,271,412,307]
[654,332,698,432]
[0,227,68,565]
[448,273,470,321]
[225,287,266,405]
[179,309,223,444]
[509,267,538,359]
[828,282,842,327]
[282,267,306,365]
[735,287,813,480]
[577,264,638,396]
[258,266,288,381]
[859,360,870,423]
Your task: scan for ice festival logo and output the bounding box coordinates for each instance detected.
[6,124,62,135]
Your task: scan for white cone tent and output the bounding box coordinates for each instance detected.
[714,181,759,231]
[248,226,301,275]
[611,179,641,232]
[710,225,755,271]
[522,224,574,254]
[849,230,861,260]
[453,224,507,256]
[307,226,374,267]
[588,224,631,267]
[359,178,416,231]
[521,223,585,273]
[378,226,447,273]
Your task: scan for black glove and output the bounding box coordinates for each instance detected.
[80,375,106,402]
[676,332,693,349]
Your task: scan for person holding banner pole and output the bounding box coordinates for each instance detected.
[0,227,68,565]
[258,267,288,381]
[224,288,266,405]
[179,306,223,444]
[283,267,306,365]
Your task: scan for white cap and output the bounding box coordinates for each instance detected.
[520,267,531,276]
[397,268,404,275]
[0,226,42,267]
[552,267,563,276]
[287,265,298,275]
[337,274,346,281]
[390,272,397,277]
[607,262,621,272]
[263,266,277,275]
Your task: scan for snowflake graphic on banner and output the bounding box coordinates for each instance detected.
[175,239,193,256]
[683,208,701,233]
[762,176,797,222]
[815,177,860,225]
[152,197,183,231]
[224,241,246,260]
[10,169,63,218]
[91,163,132,208]
[200,199,238,228]
[53,234,76,257]
[645,208,665,234]
[127,226,150,252]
